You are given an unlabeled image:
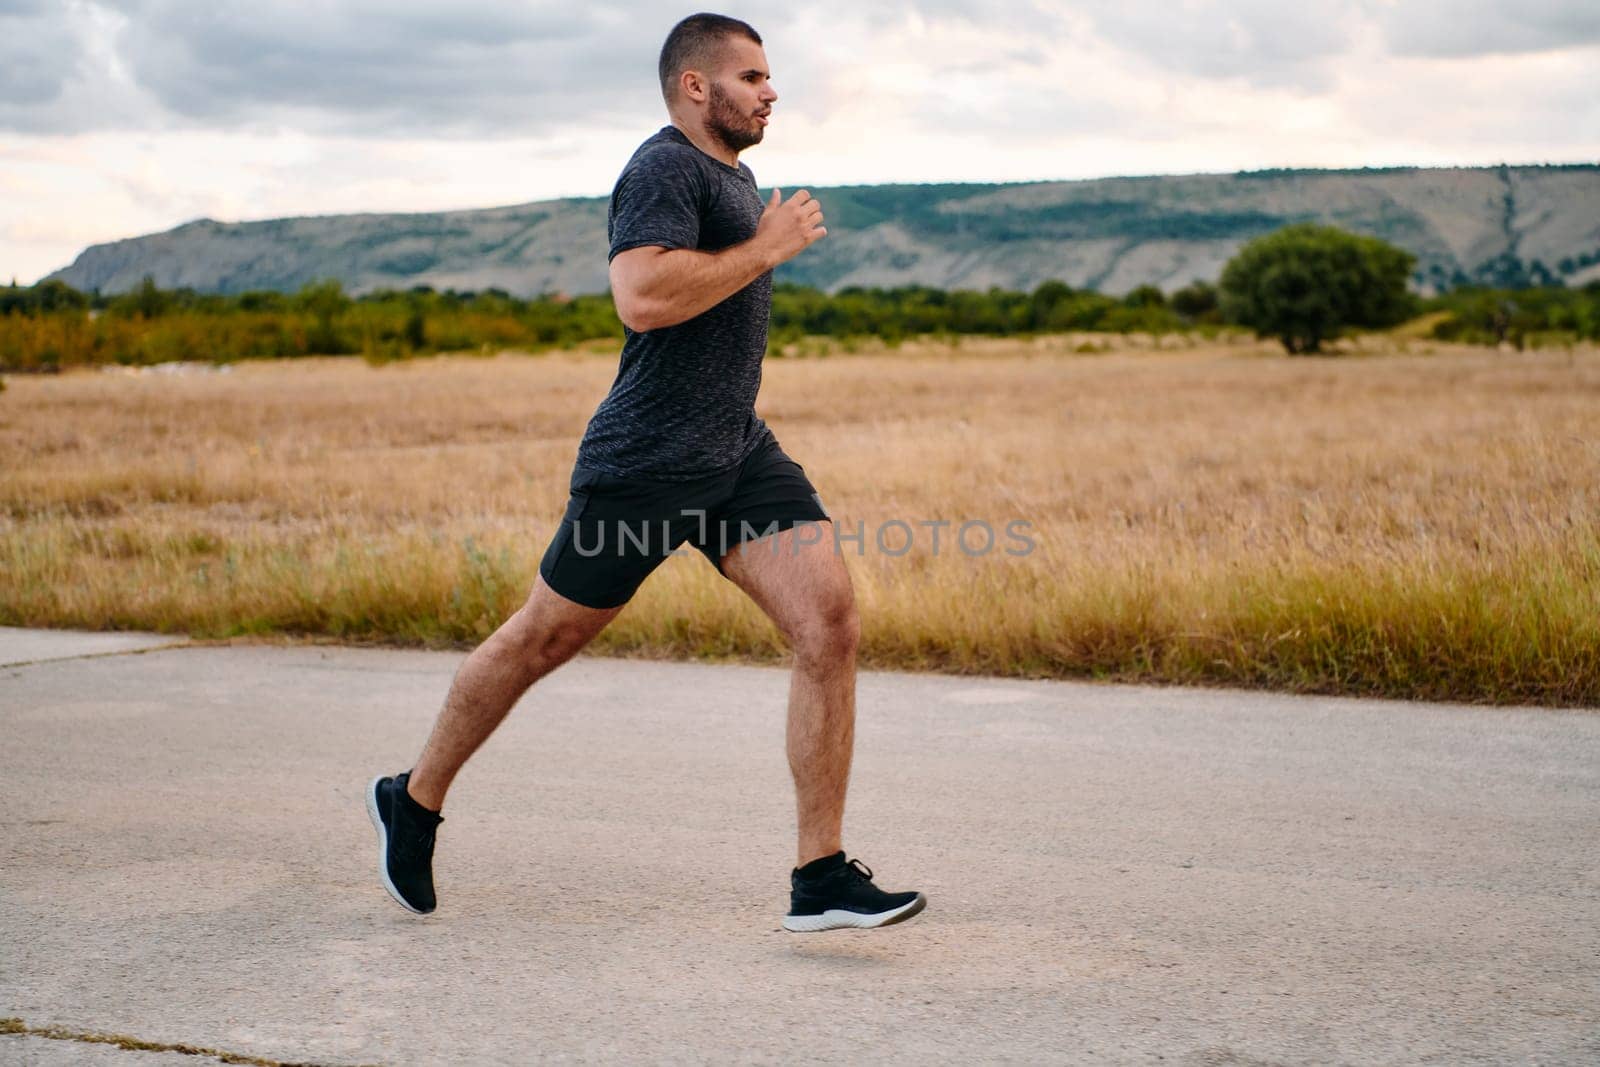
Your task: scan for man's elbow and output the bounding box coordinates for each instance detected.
[610,249,673,332]
[614,292,665,333]
[616,292,691,332]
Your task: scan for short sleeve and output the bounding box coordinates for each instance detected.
[608,146,706,261]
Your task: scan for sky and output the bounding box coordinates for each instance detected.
[3,0,1598,284]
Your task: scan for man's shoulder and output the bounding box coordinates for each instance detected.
[623,127,710,177]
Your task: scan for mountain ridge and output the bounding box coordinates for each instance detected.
[45,163,1600,297]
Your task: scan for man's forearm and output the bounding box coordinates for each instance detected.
[613,238,776,332]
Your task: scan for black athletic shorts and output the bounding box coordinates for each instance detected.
[538,430,831,609]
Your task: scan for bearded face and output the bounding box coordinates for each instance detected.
[707,80,766,154]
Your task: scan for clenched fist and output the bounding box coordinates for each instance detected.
[755,188,826,267]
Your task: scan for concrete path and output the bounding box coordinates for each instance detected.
[0,626,186,667]
[2,630,1597,1066]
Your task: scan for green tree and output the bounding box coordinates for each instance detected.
[1170,280,1219,321]
[110,275,173,319]
[404,299,427,352]
[1219,223,1416,354]
[1,279,90,316]
[1122,284,1166,309]
[1028,280,1074,330]
[294,279,353,354]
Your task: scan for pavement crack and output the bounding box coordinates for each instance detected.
[0,1017,377,1067]
[0,642,195,669]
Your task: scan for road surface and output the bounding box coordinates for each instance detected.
[2,628,1597,1065]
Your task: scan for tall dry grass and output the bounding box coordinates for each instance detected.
[3,336,1598,705]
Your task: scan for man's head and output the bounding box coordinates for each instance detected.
[659,13,776,155]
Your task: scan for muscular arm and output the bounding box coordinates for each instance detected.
[610,187,826,333]
[610,242,776,333]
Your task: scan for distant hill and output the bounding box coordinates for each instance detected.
[45,164,1600,297]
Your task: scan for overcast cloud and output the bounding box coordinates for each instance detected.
[1379,0,1600,57]
[3,0,1597,282]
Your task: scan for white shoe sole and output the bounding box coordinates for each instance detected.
[783,892,927,932]
[366,776,428,915]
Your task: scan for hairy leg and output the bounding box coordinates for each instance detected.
[406,574,624,810]
[721,521,860,866]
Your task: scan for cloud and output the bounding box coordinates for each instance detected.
[0,2,96,128]
[1070,0,1359,92]
[0,0,828,137]
[1378,0,1600,58]
[104,1,657,136]
[9,0,1592,141]
[1341,43,1600,150]
[0,1,166,134]
[0,10,78,105]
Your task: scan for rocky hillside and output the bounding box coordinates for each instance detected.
[46,164,1600,297]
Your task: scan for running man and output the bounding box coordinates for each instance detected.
[367,13,925,933]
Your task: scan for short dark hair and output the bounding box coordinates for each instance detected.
[658,13,762,103]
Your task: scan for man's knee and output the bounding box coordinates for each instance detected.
[498,607,600,673]
[791,587,860,665]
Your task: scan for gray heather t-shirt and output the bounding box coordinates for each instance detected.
[574,125,774,480]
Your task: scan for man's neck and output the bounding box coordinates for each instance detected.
[669,118,738,168]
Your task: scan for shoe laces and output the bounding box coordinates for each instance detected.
[845,857,874,882]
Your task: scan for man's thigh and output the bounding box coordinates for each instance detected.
[539,466,719,609]
[719,520,855,650]
[691,434,831,574]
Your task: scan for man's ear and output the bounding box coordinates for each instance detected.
[679,69,707,103]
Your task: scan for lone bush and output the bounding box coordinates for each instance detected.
[1220,223,1415,353]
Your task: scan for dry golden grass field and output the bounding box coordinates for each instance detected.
[3,335,1598,705]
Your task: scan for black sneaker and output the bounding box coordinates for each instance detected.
[365,771,442,915]
[783,852,927,932]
